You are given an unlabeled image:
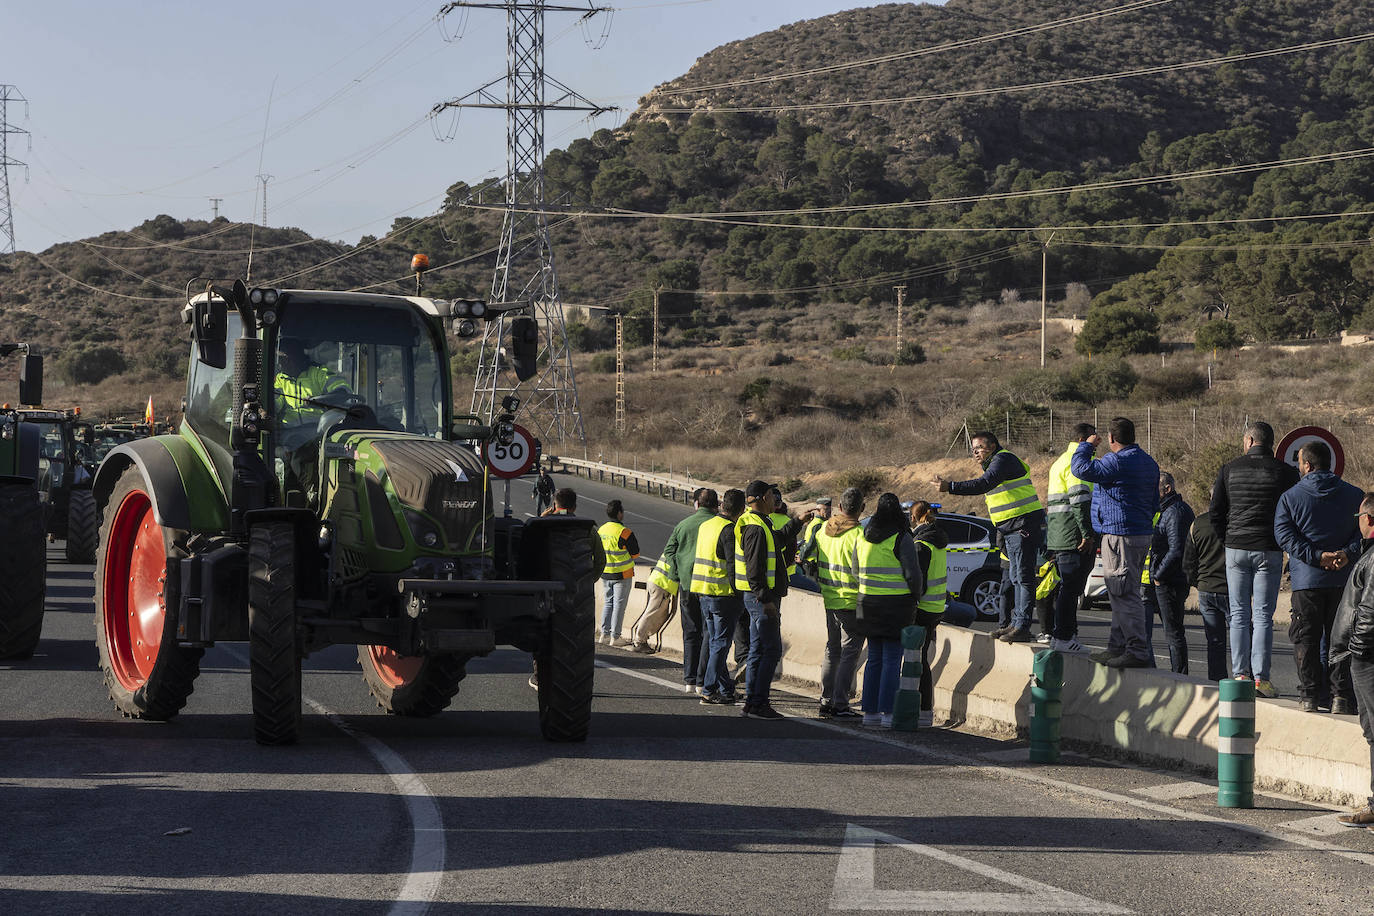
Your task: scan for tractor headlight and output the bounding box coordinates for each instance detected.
[455,318,476,339]
[0,416,13,440]
[403,509,443,550]
[248,287,281,306]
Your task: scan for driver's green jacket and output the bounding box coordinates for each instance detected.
[275,367,348,426]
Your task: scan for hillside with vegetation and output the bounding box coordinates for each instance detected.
[1,0,1373,496]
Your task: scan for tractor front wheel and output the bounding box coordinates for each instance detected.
[65,488,99,564]
[249,522,302,746]
[535,525,597,742]
[0,482,47,659]
[359,647,468,717]
[94,467,202,718]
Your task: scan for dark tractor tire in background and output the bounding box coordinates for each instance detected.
[359,647,468,717]
[249,522,302,746]
[65,488,99,564]
[0,483,48,659]
[960,568,1004,621]
[535,525,597,742]
[94,467,203,718]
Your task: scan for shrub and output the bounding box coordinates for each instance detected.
[781,477,803,493]
[835,467,887,497]
[589,353,617,373]
[1060,359,1139,404]
[1131,366,1208,402]
[894,342,926,365]
[1075,305,1161,355]
[1195,319,1243,352]
[831,344,868,361]
[58,344,126,385]
[832,318,860,338]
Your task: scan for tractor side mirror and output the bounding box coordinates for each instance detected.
[510,316,539,382]
[194,298,228,368]
[19,352,42,406]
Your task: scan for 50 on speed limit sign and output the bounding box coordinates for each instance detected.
[1276,425,1345,478]
[484,423,538,479]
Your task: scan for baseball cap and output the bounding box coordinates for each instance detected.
[815,496,832,507]
[745,480,772,500]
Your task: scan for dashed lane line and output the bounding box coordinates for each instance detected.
[594,657,1374,868]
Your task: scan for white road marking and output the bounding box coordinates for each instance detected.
[830,824,1131,913]
[222,647,443,916]
[595,659,1374,868]
[1275,812,1356,836]
[1130,781,1217,801]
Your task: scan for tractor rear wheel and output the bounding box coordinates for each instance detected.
[249,522,302,746]
[65,488,99,564]
[0,482,47,659]
[95,467,203,718]
[535,525,597,742]
[359,647,468,717]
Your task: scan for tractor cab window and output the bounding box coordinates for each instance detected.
[185,311,243,446]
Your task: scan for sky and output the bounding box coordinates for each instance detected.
[3,1,944,255]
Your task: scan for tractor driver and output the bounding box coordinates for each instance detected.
[274,336,351,504]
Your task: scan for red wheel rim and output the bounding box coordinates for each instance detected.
[367,646,421,688]
[102,489,167,690]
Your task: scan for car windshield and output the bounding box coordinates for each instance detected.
[274,300,446,438]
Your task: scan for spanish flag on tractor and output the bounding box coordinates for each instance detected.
[144,396,154,427]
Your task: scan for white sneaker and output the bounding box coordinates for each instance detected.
[682,683,696,694]
[918,710,934,728]
[879,713,894,729]
[1035,632,1052,644]
[862,713,883,727]
[1051,637,1086,653]
[596,632,610,645]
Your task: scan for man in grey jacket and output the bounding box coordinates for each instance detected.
[1275,442,1364,713]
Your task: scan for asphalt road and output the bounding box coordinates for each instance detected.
[5,543,1373,914]
[513,471,1312,699]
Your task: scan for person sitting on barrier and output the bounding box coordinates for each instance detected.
[853,492,925,729]
[1330,494,1374,827]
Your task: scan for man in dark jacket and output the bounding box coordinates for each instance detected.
[1184,490,1230,681]
[933,432,1045,643]
[1275,441,1364,712]
[1331,495,1374,827]
[658,488,719,689]
[1149,472,1195,674]
[1071,416,1159,668]
[1210,421,1299,697]
[735,480,805,720]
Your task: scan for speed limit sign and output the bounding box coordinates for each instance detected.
[484,423,538,479]
[1276,425,1344,478]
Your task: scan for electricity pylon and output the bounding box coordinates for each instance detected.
[434,2,615,446]
[0,85,30,255]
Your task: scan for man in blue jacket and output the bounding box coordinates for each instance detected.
[1071,416,1160,668]
[1275,441,1364,713]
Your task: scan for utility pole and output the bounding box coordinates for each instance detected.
[209,197,223,220]
[894,284,906,352]
[257,174,272,227]
[435,1,617,446]
[652,287,661,374]
[614,312,626,435]
[0,85,30,255]
[1038,230,1056,369]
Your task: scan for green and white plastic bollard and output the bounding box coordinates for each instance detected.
[1029,649,1064,763]
[892,624,927,732]
[1218,677,1256,808]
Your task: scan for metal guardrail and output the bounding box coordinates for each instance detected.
[550,456,708,506]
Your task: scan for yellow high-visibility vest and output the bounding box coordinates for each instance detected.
[1142,511,1162,585]
[733,511,780,594]
[690,516,734,596]
[769,511,797,577]
[599,521,633,577]
[855,533,912,598]
[917,539,947,614]
[812,525,861,610]
[649,554,678,596]
[274,366,348,426]
[984,450,1044,526]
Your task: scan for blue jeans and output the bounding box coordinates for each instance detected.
[701,594,744,697]
[600,577,632,638]
[1003,524,1042,630]
[678,591,710,687]
[742,593,783,707]
[1225,548,1282,681]
[861,637,903,715]
[1196,590,1230,681]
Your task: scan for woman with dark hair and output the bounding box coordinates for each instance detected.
[854,492,926,727]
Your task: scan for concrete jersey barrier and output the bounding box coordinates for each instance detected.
[609,561,1369,806]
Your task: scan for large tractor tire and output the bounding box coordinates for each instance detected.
[95,467,203,718]
[249,522,302,746]
[535,525,597,742]
[65,488,99,564]
[359,646,468,717]
[0,482,47,659]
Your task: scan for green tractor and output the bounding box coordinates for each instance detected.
[0,344,48,659]
[91,280,598,745]
[18,406,101,563]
